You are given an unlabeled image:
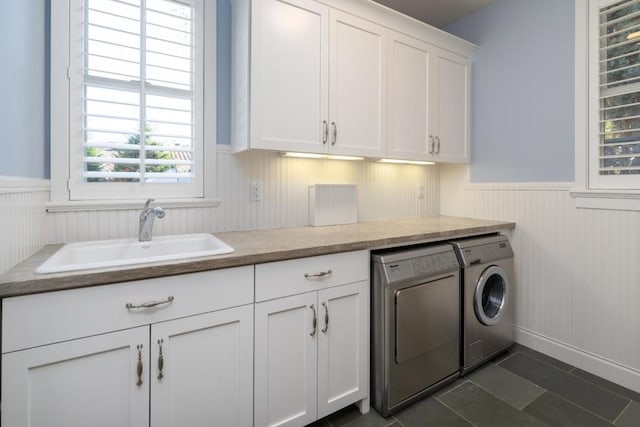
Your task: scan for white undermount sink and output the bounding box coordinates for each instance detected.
[36,234,234,274]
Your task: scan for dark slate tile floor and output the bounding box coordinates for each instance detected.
[315,344,640,427]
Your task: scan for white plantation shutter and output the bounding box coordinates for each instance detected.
[592,0,640,188]
[67,0,205,200]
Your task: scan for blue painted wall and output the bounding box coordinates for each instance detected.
[446,0,575,183]
[1,0,573,181]
[217,0,232,145]
[0,0,49,179]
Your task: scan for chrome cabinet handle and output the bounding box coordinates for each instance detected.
[157,339,165,380]
[435,136,441,154]
[321,301,329,333]
[304,269,332,279]
[310,304,317,337]
[331,122,337,145]
[428,135,434,154]
[126,295,174,310]
[322,120,328,144]
[136,344,144,386]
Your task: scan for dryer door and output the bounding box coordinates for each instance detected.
[474,265,509,326]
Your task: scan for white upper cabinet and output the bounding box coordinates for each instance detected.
[247,0,329,153]
[387,31,472,163]
[387,31,432,161]
[234,0,386,157]
[329,11,386,157]
[429,48,471,163]
[233,0,476,162]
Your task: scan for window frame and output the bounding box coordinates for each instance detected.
[573,0,640,210]
[49,0,218,209]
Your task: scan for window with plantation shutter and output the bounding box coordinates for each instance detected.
[590,0,640,189]
[50,0,214,203]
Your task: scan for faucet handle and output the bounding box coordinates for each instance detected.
[153,207,166,219]
[143,198,154,210]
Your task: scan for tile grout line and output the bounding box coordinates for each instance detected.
[511,348,574,374]
[522,385,627,425]
[433,393,482,427]
[612,399,634,425]
[467,377,544,411]
[493,348,521,365]
[509,351,634,421]
[435,378,470,398]
[565,368,640,403]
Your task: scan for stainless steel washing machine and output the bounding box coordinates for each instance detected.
[371,244,461,417]
[451,234,514,375]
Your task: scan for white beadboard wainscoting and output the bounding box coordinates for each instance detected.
[214,149,439,231]
[440,164,640,393]
[47,148,440,243]
[0,178,49,275]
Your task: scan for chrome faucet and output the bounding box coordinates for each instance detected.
[139,199,165,242]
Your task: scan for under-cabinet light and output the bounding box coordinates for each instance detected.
[326,155,365,161]
[282,152,326,159]
[378,159,435,166]
[282,152,364,161]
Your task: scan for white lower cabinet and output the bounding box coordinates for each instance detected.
[150,305,254,427]
[254,251,370,427]
[255,292,319,427]
[317,281,369,418]
[3,327,151,427]
[1,253,370,427]
[1,267,254,427]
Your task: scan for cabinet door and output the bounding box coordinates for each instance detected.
[250,0,329,153]
[317,281,369,418]
[387,32,432,161]
[150,304,254,427]
[1,327,149,427]
[255,292,318,427]
[432,49,471,163]
[329,10,386,157]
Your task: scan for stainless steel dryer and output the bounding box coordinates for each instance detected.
[451,234,514,375]
[371,244,461,417]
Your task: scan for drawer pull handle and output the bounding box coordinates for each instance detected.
[126,295,174,310]
[310,304,317,337]
[136,344,144,386]
[321,301,329,333]
[435,136,441,154]
[157,339,165,380]
[304,270,332,280]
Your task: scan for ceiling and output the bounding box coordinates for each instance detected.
[371,0,495,29]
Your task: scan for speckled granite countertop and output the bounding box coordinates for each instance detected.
[0,216,514,298]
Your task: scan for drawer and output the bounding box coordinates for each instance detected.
[2,266,254,353]
[255,250,369,302]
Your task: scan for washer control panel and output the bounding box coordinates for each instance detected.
[455,237,513,266]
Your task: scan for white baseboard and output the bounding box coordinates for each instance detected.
[514,326,640,394]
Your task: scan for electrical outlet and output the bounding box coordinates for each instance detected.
[250,182,263,201]
[417,184,425,199]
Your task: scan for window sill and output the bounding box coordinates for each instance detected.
[46,198,221,213]
[570,190,640,211]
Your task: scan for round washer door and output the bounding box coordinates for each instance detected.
[474,265,510,326]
